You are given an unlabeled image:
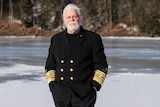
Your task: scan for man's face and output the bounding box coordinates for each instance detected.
[64,9,80,33]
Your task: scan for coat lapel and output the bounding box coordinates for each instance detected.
[57,31,70,59]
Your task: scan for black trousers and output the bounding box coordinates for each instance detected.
[49,82,97,107]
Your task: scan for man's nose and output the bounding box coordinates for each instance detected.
[71,16,75,21]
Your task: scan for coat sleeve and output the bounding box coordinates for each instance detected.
[92,35,108,91]
[45,37,56,84]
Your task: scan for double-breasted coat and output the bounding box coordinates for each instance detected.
[45,27,108,96]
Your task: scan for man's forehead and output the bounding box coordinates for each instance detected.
[65,9,77,14]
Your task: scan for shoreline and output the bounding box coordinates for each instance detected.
[102,36,160,40]
[0,35,51,38]
[1,35,160,40]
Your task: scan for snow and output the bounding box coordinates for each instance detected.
[0,80,53,107]
[1,72,160,107]
[101,73,160,107]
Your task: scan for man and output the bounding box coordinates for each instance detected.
[45,3,108,107]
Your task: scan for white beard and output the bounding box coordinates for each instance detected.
[66,22,80,33]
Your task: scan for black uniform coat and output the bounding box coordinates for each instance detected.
[45,27,108,98]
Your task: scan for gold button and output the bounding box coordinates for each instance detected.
[60,60,64,63]
[70,77,74,80]
[70,60,74,64]
[60,68,64,72]
[60,77,64,80]
[70,68,73,72]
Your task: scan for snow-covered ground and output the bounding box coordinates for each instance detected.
[1,71,160,107]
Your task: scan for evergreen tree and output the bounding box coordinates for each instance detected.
[21,0,33,27]
[134,0,160,35]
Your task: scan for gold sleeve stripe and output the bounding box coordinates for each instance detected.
[93,69,107,86]
[46,70,56,84]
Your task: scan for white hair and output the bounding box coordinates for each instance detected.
[62,3,82,28]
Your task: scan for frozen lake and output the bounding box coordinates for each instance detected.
[102,37,160,74]
[0,37,159,78]
[0,36,160,107]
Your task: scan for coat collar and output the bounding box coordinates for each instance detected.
[62,26,86,59]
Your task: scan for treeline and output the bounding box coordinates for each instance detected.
[0,0,160,36]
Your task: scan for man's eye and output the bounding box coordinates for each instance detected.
[66,16,78,19]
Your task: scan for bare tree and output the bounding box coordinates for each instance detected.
[0,0,3,27]
[109,0,112,29]
[9,0,13,31]
[31,0,40,36]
